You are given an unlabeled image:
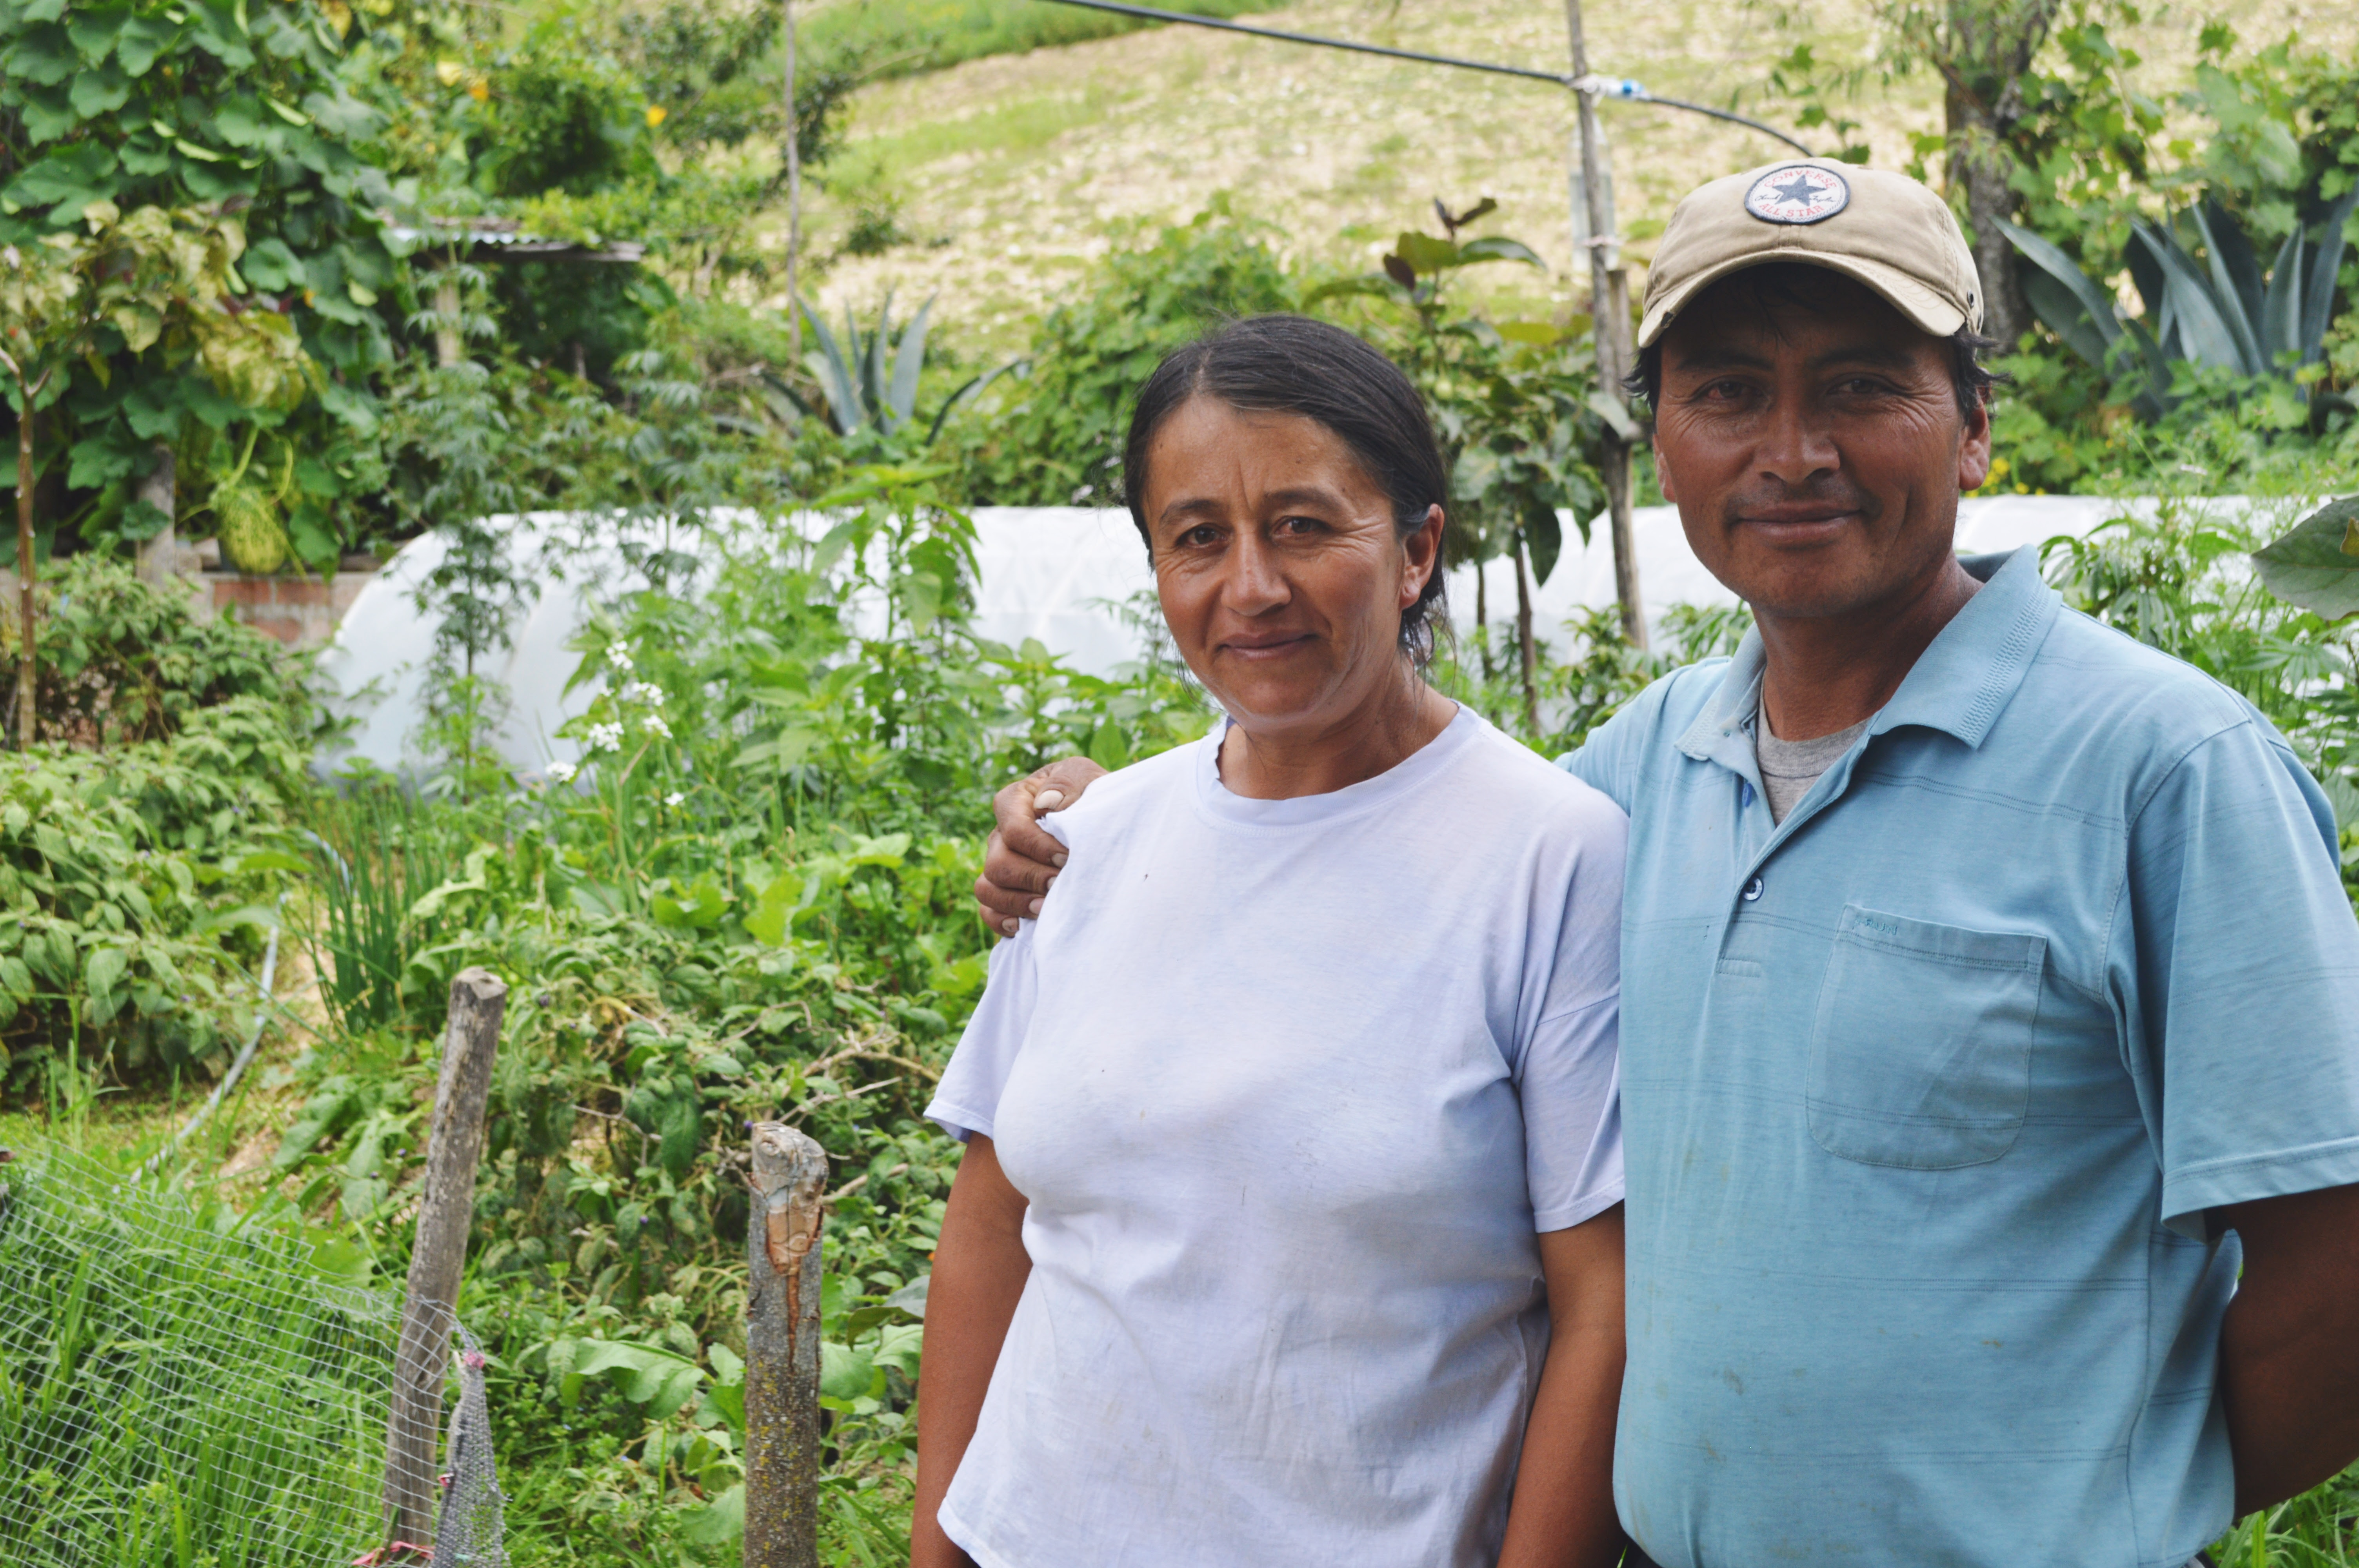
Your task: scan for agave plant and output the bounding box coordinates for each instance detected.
[766,293,1009,446]
[2004,187,2359,418]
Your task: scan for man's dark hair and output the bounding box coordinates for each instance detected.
[1122,314,1451,664]
[1625,262,2003,423]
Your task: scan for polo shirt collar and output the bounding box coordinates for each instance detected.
[1674,546,2060,764]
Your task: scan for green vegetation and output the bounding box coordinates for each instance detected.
[0,1147,391,1567]
[805,0,1290,81]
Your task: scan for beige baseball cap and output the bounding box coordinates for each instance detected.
[1636,158,1984,348]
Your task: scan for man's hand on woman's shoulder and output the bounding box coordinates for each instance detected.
[974,757,1108,935]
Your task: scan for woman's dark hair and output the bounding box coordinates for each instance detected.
[1121,314,1451,664]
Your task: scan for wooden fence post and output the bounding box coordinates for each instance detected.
[744,1122,828,1568]
[384,967,507,1552]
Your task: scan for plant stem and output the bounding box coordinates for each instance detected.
[1515,534,1540,739]
[784,0,803,362]
[15,386,34,750]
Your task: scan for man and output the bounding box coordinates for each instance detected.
[972,159,2359,1567]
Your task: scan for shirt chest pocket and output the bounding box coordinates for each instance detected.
[1807,904,2046,1170]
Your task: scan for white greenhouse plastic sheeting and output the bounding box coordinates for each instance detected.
[313,496,2260,779]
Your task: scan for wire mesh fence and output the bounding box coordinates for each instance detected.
[0,1143,489,1567]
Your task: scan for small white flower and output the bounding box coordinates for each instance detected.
[610,646,636,672]
[587,722,624,753]
[643,714,672,740]
[664,791,685,807]
[546,760,578,784]
[622,680,665,707]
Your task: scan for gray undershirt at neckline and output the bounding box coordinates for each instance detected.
[1755,704,1870,824]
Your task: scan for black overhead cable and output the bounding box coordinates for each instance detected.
[1030,0,1818,158]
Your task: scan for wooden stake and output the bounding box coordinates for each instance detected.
[1564,0,1646,651]
[744,1121,827,1568]
[384,967,507,1551]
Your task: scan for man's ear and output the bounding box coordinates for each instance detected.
[1654,434,1679,506]
[1956,392,1994,494]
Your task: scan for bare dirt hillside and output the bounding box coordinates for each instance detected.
[781,0,2346,350]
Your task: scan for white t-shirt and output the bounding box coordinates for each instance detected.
[925,706,1628,1568]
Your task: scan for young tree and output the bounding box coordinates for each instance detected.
[1866,0,2069,350]
[0,202,307,746]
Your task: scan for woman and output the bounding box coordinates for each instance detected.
[912,316,1628,1568]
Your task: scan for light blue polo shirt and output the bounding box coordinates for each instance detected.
[1562,546,2359,1568]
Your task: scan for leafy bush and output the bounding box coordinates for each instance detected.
[0,699,302,1101]
[7,555,315,748]
[0,0,400,562]
[0,1147,394,1568]
[241,471,1209,1561]
[947,205,1301,505]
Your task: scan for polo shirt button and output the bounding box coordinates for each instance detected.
[1742,875,1765,902]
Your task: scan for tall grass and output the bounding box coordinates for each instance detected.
[0,1148,399,1568]
[303,782,470,1035]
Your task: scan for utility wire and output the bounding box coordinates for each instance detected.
[1030,0,1816,157]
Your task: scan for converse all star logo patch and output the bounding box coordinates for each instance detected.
[1743,164,1850,225]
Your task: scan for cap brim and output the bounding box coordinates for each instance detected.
[1637,250,1969,348]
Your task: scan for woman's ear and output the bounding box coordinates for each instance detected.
[1400,505,1445,608]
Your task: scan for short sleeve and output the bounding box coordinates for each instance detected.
[1557,709,1639,813]
[2117,717,2359,1236]
[1556,663,1724,815]
[926,924,1039,1143]
[1519,802,1628,1233]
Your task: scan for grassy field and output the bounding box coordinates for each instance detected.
[783,0,2356,352]
[804,0,1294,80]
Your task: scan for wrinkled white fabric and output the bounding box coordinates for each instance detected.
[927,707,1627,1568]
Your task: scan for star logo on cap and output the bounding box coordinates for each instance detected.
[1743,164,1850,225]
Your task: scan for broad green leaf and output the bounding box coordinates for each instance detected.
[2252,496,2359,620]
[745,870,803,947]
[2132,222,2252,374]
[2,23,76,83]
[1588,389,1641,442]
[873,1322,924,1380]
[1523,500,1563,587]
[15,82,77,142]
[884,1274,930,1319]
[679,1484,744,1546]
[4,143,119,208]
[239,237,305,290]
[211,96,266,147]
[1394,232,1459,273]
[2300,187,2359,359]
[1299,273,1404,307]
[1454,235,1546,268]
[114,13,177,74]
[2000,221,2124,369]
[819,1340,874,1400]
[118,134,172,176]
[67,436,135,489]
[847,832,911,867]
[84,944,127,999]
[65,4,128,62]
